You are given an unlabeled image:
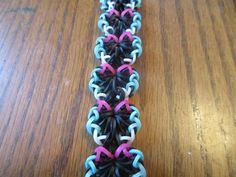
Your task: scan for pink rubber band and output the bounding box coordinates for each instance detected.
[117,64,133,75]
[115,99,131,112]
[121,8,134,17]
[95,146,114,161]
[115,143,132,158]
[108,9,120,17]
[104,34,119,43]
[97,100,112,112]
[99,63,116,75]
[119,32,133,42]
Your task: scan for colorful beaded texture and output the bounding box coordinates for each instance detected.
[85,0,146,176]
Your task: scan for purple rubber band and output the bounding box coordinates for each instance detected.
[104,34,119,43]
[95,146,114,162]
[99,63,116,74]
[115,143,132,158]
[121,8,134,17]
[117,64,133,75]
[119,31,134,42]
[115,99,131,112]
[97,100,112,112]
[108,9,120,17]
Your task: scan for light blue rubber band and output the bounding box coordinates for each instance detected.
[133,154,143,168]
[132,0,142,8]
[130,106,140,121]
[85,155,97,173]
[91,68,101,81]
[130,72,139,82]
[132,163,147,177]
[95,36,104,46]
[85,170,93,177]
[86,117,96,134]
[88,107,99,120]
[133,70,140,80]
[133,36,142,45]
[94,45,105,59]
[134,12,142,21]
[129,149,144,160]
[128,120,141,132]
[126,80,139,92]
[88,78,99,92]
[98,19,109,31]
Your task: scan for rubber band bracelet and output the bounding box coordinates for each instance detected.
[85,0,146,176]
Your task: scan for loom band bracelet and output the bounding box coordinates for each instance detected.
[89,74,139,99]
[97,51,135,67]
[86,101,141,133]
[89,123,140,145]
[89,64,134,87]
[86,103,141,145]
[104,7,135,17]
[100,63,134,75]
[99,0,142,11]
[98,10,141,27]
[103,31,134,43]
[91,86,127,102]
[85,144,131,176]
[94,42,142,65]
[98,12,141,35]
[88,65,139,97]
[88,121,141,146]
[87,100,140,123]
[98,16,138,37]
[106,7,135,19]
[94,34,140,58]
[94,33,141,59]
[99,31,134,44]
[95,48,142,67]
[85,144,146,177]
[89,63,134,81]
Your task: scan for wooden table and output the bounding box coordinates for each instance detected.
[0,0,235,176]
